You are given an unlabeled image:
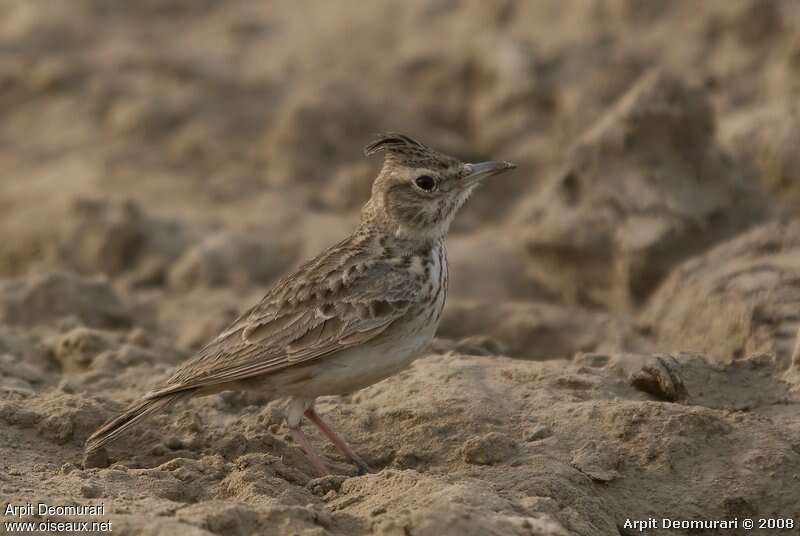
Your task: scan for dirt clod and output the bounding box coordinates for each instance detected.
[3,2,800,534]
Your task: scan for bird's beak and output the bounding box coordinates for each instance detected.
[463,160,516,187]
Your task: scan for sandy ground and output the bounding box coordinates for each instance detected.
[2,1,800,535]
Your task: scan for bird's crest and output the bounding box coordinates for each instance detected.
[363,133,428,156]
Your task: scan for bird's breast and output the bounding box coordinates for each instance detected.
[272,242,448,398]
[422,241,448,326]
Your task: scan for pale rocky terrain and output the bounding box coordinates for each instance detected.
[2,1,800,535]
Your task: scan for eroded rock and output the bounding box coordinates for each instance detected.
[515,69,769,309]
[722,102,800,213]
[642,219,800,367]
[0,272,131,328]
[53,198,196,287]
[167,230,297,291]
[439,300,644,359]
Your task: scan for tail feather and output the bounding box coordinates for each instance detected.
[85,391,189,452]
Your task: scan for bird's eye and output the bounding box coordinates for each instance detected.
[414,175,437,192]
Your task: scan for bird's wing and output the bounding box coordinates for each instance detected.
[150,236,417,396]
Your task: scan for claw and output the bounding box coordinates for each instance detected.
[355,459,374,475]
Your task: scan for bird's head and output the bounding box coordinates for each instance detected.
[361,133,515,240]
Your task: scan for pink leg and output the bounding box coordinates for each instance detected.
[305,408,373,475]
[288,427,329,476]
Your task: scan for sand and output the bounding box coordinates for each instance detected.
[2,1,800,535]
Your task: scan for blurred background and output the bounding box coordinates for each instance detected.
[0,0,799,362]
[3,3,800,533]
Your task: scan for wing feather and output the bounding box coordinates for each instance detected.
[161,308,402,392]
[156,235,418,394]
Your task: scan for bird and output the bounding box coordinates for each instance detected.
[85,133,515,475]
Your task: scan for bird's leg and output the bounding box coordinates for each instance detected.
[286,397,329,476]
[304,408,374,475]
[288,426,329,476]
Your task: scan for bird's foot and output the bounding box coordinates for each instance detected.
[354,459,374,475]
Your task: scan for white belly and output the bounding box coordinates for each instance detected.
[270,322,436,397]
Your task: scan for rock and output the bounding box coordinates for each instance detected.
[264,82,433,186]
[462,432,518,465]
[525,425,552,442]
[175,500,332,536]
[553,40,647,149]
[611,352,789,410]
[106,94,186,138]
[628,354,689,402]
[3,2,800,534]
[467,38,556,155]
[3,347,800,536]
[390,40,544,231]
[333,470,570,536]
[391,44,474,134]
[0,352,45,384]
[0,391,108,446]
[0,327,54,392]
[59,198,143,275]
[446,229,550,303]
[514,69,769,309]
[83,447,109,469]
[320,160,376,212]
[80,481,104,498]
[721,102,800,213]
[50,327,117,373]
[57,198,193,282]
[0,376,35,396]
[167,230,297,291]
[155,290,244,351]
[377,506,569,536]
[602,0,672,25]
[0,272,131,328]
[307,474,348,496]
[219,452,314,501]
[0,196,68,279]
[570,440,621,482]
[642,219,800,367]
[106,517,216,536]
[789,327,800,388]
[725,0,783,47]
[439,300,643,359]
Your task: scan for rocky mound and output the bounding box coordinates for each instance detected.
[642,218,800,368]
[2,1,800,535]
[514,69,770,310]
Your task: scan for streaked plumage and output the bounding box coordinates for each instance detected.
[86,133,514,475]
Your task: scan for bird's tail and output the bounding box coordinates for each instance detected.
[85,390,190,452]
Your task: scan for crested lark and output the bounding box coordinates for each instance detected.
[85,133,515,475]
